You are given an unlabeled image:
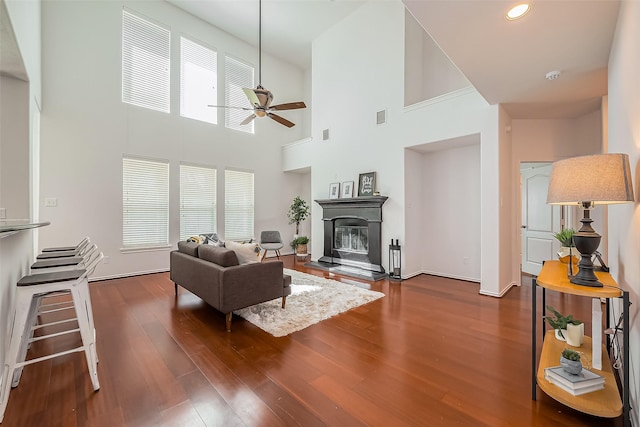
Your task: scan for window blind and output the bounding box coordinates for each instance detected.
[122,9,170,113]
[224,169,254,241]
[122,157,169,248]
[180,37,218,124]
[225,56,254,133]
[180,164,217,240]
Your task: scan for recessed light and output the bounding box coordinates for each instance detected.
[506,3,531,20]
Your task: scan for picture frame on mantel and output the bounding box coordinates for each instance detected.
[341,181,354,198]
[358,172,376,197]
[329,182,340,199]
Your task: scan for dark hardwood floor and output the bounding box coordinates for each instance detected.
[2,257,622,426]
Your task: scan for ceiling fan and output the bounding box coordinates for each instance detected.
[209,0,306,128]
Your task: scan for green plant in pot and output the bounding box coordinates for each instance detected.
[290,236,309,254]
[553,228,578,264]
[287,196,310,237]
[560,348,582,375]
[544,305,582,341]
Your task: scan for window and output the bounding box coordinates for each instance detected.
[180,37,218,124]
[122,9,170,113]
[225,56,254,133]
[180,164,217,240]
[122,157,169,249]
[224,169,254,241]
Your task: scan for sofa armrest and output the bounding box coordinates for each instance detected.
[219,261,285,312]
[170,250,223,308]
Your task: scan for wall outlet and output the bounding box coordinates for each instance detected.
[463,257,469,265]
[45,197,58,207]
[103,256,110,264]
[0,208,5,219]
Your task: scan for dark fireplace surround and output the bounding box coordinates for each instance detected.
[315,196,388,273]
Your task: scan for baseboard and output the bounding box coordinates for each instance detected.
[420,269,481,284]
[89,268,169,282]
[479,281,519,298]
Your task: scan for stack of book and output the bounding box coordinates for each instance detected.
[544,366,605,396]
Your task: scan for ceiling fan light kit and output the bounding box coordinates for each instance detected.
[210,0,306,128]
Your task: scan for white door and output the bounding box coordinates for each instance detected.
[521,164,560,275]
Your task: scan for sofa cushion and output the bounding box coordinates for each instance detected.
[225,240,261,264]
[198,244,239,267]
[177,241,199,257]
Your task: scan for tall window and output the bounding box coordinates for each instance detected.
[180,164,217,240]
[180,37,218,124]
[225,56,254,133]
[122,9,170,113]
[224,169,254,241]
[122,157,169,249]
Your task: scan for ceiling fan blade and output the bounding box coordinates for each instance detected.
[269,101,306,111]
[207,105,252,110]
[268,113,295,128]
[243,88,261,107]
[240,113,257,126]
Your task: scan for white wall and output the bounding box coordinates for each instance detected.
[510,112,604,284]
[608,1,640,424]
[404,9,469,106]
[39,0,308,279]
[0,0,41,402]
[306,0,507,295]
[419,142,481,281]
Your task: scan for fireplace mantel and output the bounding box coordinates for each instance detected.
[314,196,388,273]
[315,196,388,211]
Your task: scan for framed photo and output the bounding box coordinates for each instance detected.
[329,182,340,199]
[358,172,376,197]
[341,181,354,198]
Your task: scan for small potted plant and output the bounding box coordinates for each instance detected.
[290,236,309,255]
[553,228,578,264]
[544,306,582,341]
[560,348,582,375]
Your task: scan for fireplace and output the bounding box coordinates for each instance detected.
[315,196,388,273]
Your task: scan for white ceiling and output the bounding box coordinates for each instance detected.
[168,0,621,119]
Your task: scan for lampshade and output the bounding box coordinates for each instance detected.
[547,153,634,205]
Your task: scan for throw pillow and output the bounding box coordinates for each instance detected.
[225,240,260,264]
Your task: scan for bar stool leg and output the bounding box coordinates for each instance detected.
[76,279,98,363]
[12,294,41,386]
[0,291,35,423]
[70,284,99,391]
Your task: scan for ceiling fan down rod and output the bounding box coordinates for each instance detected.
[258,0,262,87]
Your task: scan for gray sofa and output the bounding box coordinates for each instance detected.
[170,241,291,331]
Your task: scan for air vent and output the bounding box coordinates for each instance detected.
[322,129,330,141]
[376,110,386,125]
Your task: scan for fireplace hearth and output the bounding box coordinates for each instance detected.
[314,196,388,274]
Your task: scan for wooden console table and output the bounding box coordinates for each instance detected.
[531,260,630,426]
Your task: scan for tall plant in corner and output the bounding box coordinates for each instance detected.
[288,196,310,236]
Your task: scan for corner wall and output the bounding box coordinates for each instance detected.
[607,1,640,424]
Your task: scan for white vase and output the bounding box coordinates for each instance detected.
[557,246,579,264]
[554,329,567,341]
[566,323,584,347]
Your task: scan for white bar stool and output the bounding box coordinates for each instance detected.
[0,253,103,423]
[41,236,90,253]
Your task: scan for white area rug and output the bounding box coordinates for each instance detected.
[233,268,385,337]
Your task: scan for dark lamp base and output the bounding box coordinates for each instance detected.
[570,231,603,287]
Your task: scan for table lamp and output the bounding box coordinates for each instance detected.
[547,153,634,287]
